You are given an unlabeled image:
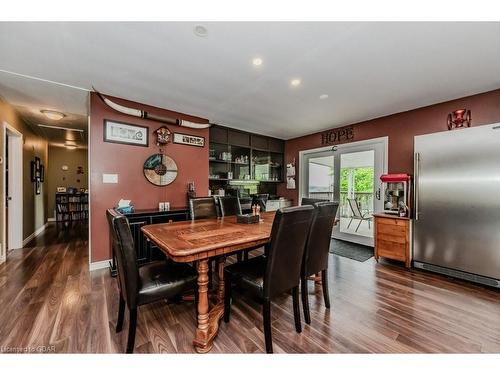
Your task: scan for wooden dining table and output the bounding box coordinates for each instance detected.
[141,211,276,353]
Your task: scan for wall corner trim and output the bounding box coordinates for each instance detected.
[89,259,111,272]
[22,222,48,247]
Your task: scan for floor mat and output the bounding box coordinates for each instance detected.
[329,238,374,262]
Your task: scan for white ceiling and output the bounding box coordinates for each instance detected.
[1,22,499,139]
[0,70,88,147]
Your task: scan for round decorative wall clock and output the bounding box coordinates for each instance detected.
[143,153,178,186]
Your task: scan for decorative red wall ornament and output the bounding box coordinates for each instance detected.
[447,109,471,130]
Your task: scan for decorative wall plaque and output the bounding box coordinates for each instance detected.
[154,126,172,146]
[143,153,178,186]
[173,132,205,147]
[320,126,354,145]
[447,109,471,130]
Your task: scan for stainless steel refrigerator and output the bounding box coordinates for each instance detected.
[413,123,500,287]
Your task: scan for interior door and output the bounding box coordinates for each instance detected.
[6,129,23,251]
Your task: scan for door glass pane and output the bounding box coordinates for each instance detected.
[307,155,334,201]
[339,150,374,238]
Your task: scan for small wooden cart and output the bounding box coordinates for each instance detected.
[373,213,411,268]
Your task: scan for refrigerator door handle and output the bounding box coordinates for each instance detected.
[414,152,420,220]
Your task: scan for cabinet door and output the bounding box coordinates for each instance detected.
[210,126,228,144]
[269,138,284,153]
[251,134,269,150]
[149,212,190,261]
[128,216,151,265]
[228,129,250,147]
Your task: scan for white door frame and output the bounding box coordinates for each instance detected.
[299,136,388,246]
[2,121,23,259]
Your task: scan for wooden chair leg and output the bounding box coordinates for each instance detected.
[263,299,273,353]
[321,269,331,309]
[126,308,137,354]
[116,293,125,333]
[300,276,311,325]
[237,253,243,262]
[292,286,302,333]
[224,273,232,323]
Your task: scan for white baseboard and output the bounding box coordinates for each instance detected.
[89,259,111,272]
[23,222,48,246]
[47,217,56,222]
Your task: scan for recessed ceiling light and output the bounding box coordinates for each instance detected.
[319,94,329,100]
[252,57,263,66]
[290,78,301,87]
[41,110,65,121]
[194,25,208,37]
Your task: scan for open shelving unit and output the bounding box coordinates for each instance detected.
[56,192,89,222]
[208,125,284,196]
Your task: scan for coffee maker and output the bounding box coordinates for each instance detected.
[380,174,411,216]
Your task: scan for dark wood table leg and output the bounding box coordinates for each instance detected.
[193,257,226,353]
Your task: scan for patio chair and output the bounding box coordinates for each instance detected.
[347,198,372,232]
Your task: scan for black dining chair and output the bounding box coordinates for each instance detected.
[223,205,315,353]
[218,196,242,217]
[106,209,198,353]
[219,196,252,262]
[301,197,328,206]
[300,201,339,325]
[189,197,220,219]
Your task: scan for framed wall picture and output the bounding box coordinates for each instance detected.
[35,157,41,178]
[30,161,37,182]
[173,133,205,148]
[103,119,149,147]
[40,165,45,182]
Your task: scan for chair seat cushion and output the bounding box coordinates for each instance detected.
[138,261,197,306]
[224,255,267,295]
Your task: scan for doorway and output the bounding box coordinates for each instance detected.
[2,122,23,259]
[300,137,387,246]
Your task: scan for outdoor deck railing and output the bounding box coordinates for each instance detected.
[307,191,374,217]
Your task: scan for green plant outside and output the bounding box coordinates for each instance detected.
[340,167,374,193]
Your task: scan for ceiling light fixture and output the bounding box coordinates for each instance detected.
[194,25,208,37]
[252,57,263,66]
[40,109,65,121]
[38,124,84,132]
[319,94,329,100]
[290,78,301,87]
[65,141,77,150]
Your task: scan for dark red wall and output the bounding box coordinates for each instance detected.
[277,89,500,203]
[90,93,209,262]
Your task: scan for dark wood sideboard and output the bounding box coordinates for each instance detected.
[109,207,190,277]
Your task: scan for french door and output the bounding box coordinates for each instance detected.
[300,137,387,246]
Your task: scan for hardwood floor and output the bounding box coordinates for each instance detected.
[1,221,500,353]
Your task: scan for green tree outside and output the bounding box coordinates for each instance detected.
[340,167,374,193]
